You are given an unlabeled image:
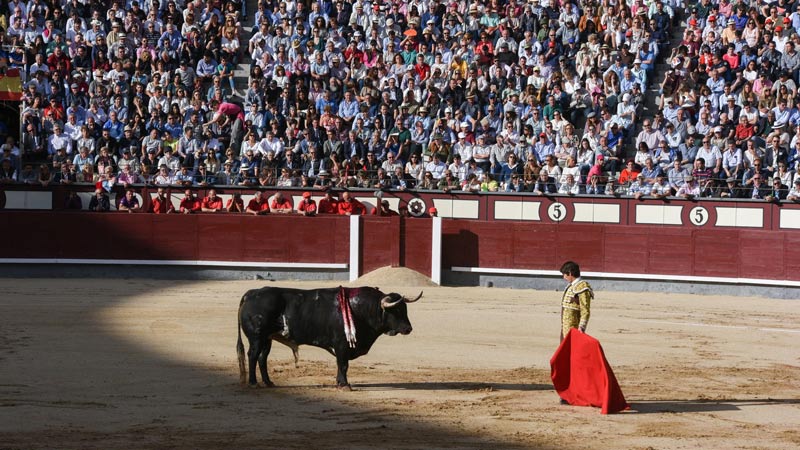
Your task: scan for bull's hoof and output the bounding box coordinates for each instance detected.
[247,383,259,389]
[261,381,276,388]
[336,384,353,391]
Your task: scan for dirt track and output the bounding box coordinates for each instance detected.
[1,277,799,449]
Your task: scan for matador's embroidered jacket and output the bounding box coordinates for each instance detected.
[561,277,593,340]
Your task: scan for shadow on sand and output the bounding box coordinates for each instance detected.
[354,381,553,391]
[630,398,800,414]
[0,276,561,450]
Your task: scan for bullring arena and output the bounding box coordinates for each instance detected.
[6,0,800,445]
[1,267,798,449]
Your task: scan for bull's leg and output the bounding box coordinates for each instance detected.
[257,339,275,387]
[335,354,351,389]
[246,338,261,387]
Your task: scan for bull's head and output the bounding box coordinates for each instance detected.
[380,291,423,336]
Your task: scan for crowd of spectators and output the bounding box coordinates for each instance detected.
[3,0,800,203]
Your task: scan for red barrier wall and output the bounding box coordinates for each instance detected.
[0,212,349,264]
[2,210,799,282]
[441,220,800,282]
[361,216,400,274]
[2,185,800,283]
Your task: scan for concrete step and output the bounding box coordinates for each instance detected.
[229,0,258,100]
[633,21,687,122]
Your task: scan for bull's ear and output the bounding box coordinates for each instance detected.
[404,291,423,303]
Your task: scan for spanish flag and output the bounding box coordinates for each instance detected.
[0,68,22,102]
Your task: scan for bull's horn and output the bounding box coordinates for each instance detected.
[381,295,403,309]
[404,291,423,303]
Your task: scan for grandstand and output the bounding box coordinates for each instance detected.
[4,0,799,195]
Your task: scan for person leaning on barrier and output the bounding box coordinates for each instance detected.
[270,191,294,214]
[628,174,652,199]
[558,173,581,196]
[718,177,743,199]
[533,170,558,195]
[787,179,800,202]
[766,177,789,202]
[88,188,111,212]
[585,174,605,195]
[151,187,175,214]
[650,174,672,199]
[246,191,270,216]
[677,175,701,199]
[297,192,317,216]
[747,174,772,200]
[226,193,245,213]
[117,189,142,213]
[317,188,338,214]
[201,189,224,213]
[337,191,366,216]
[179,189,202,214]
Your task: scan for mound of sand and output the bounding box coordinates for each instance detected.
[351,266,437,288]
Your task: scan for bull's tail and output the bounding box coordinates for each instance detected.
[236,297,246,386]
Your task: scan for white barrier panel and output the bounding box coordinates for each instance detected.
[4,191,53,210]
[635,204,682,225]
[573,203,620,223]
[714,207,763,228]
[779,209,800,229]
[494,200,541,221]
[432,199,479,219]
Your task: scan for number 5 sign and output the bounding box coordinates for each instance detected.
[547,202,568,222]
[688,206,709,226]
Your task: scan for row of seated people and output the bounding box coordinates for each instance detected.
[70,187,439,217]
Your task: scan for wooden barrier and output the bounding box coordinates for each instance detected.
[2,185,800,284]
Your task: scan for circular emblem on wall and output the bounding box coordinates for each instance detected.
[547,202,567,222]
[688,206,709,226]
[407,198,426,217]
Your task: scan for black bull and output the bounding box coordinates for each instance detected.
[237,286,422,388]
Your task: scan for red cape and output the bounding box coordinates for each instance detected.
[550,329,629,414]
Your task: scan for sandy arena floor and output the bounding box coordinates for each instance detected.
[0,273,799,449]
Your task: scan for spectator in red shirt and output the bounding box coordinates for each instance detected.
[317,189,338,214]
[201,189,224,212]
[733,115,754,147]
[151,187,175,214]
[226,192,244,213]
[246,190,270,215]
[587,155,606,181]
[337,191,365,215]
[179,189,201,214]
[414,54,431,81]
[297,191,317,216]
[43,97,66,122]
[618,159,640,185]
[343,40,364,63]
[270,191,294,213]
